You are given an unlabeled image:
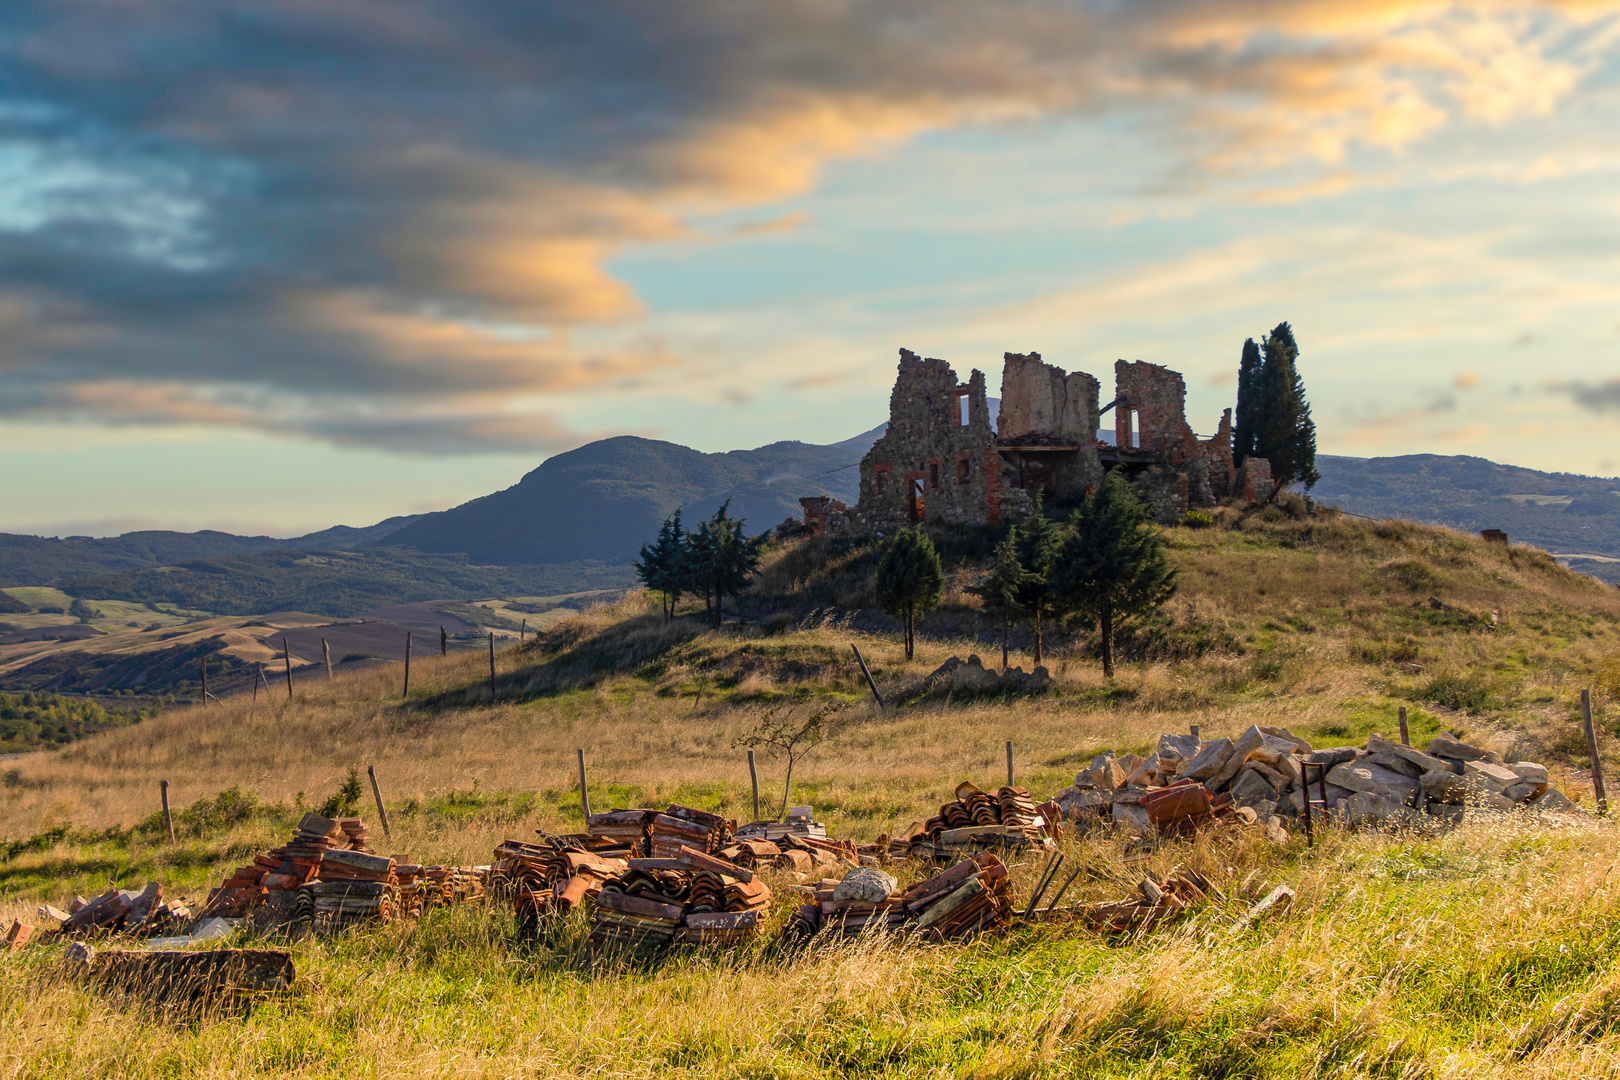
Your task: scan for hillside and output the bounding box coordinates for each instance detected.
[376,434,865,565]
[3,511,1620,1077]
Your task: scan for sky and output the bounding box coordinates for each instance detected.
[3,0,1620,537]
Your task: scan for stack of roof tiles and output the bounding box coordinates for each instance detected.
[293,849,398,931]
[40,882,190,939]
[649,805,735,858]
[904,784,1057,861]
[496,835,628,930]
[586,809,657,855]
[203,812,365,919]
[589,844,772,950]
[800,877,907,938]
[901,852,1014,938]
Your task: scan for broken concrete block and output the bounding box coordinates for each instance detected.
[6,921,33,950]
[1339,791,1424,828]
[1422,769,1469,803]
[1230,768,1279,807]
[1111,784,1150,805]
[36,904,69,926]
[1239,884,1295,929]
[1247,759,1291,792]
[1500,782,1542,804]
[1156,733,1200,763]
[1369,752,1424,780]
[1366,733,1459,775]
[1234,805,1260,826]
[1426,733,1500,764]
[1509,762,1549,785]
[1180,738,1235,781]
[1250,734,1306,770]
[1463,760,1520,793]
[1327,760,1421,804]
[1306,747,1359,768]
[1124,753,1159,787]
[1530,788,1578,813]
[1210,726,1266,787]
[1260,726,1313,754]
[1111,801,1152,837]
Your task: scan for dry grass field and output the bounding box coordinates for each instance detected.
[3,511,1620,1078]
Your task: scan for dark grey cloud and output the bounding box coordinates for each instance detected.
[0,1,1594,450]
[1560,379,1620,414]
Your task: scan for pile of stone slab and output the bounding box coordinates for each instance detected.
[22,883,191,944]
[793,853,1014,940]
[1079,869,1222,934]
[1298,731,1577,826]
[1053,724,1580,833]
[896,783,1059,861]
[588,845,772,950]
[736,806,829,841]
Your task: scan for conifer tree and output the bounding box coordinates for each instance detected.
[969,534,1029,671]
[634,509,687,622]
[690,500,765,629]
[1054,469,1177,678]
[874,526,945,660]
[1257,321,1319,496]
[1233,337,1263,468]
[1008,500,1068,666]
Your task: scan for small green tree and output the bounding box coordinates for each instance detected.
[1257,321,1319,497]
[733,700,851,819]
[1008,501,1068,666]
[688,501,766,629]
[634,509,687,622]
[969,534,1029,671]
[1054,469,1178,678]
[874,525,945,660]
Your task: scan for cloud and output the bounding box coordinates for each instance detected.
[0,1,1609,451]
[1556,377,1620,413]
[1455,370,1480,389]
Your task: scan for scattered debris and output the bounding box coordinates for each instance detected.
[1080,869,1222,934]
[1236,884,1295,931]
[796,852,1016,940]
[7,919,33,950]
[1054,724,1580,834]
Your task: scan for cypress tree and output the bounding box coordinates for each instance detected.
[1258,321,1319,495]
[1054,469,1177,678]
[1233,337,1263,468]
[874,526,945,660]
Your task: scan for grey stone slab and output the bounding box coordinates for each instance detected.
[1426,733,1499,764]
[1366,733,1459,775]
[1180,738,1235,781]
[1307,747,1360,768]
[1327,761,1420,804]
[1463,760,1519,792]
[1230,768,1279,807]
[1157,733,1200,762]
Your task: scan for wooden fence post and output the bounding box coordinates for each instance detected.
[1190,724,1200,740]
[577,749,592,821]
[1006,741,1014,787]
[283,639,293,699]
[403,631,412,698]
[1583,688,1607,816]
[1398,706,1410,746]
[488,632,496,701]
[323,638,332,680]
[440,625,447,657]
[748,750,760,821]
[851,645,885,712]
[160,780,175,845]
[367,765,392,840]
[199,658,208,706]
[521,618,527,643]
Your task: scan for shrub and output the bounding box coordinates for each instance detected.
[1379,559,1450,593]
[1181,510,1217,529]
[1422,673,1494,714]
[318,767,364,818]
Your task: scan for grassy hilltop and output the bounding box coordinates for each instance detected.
[3,510,1620,1078]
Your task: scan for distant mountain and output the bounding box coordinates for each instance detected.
[376,434,868,565]
[0,518,420,589]
[1312,454,1620,582]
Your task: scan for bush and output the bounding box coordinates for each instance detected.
[1181,510,1217,529]
[1422,673,1494,714]
[319,766,365,818]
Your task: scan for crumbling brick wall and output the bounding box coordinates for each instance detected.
[1239,457,1273,503]
[1114,360,1201,462]
[855,349,1000,528]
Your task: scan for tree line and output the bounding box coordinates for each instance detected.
[876,469,1176,677]
[634,501,768,628]
[1235,320,1319,497]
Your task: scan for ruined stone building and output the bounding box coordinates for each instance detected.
[831,348,1270,532]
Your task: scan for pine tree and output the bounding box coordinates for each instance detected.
[1233,337,1263,468]
[1054,469,1177,678]
[969,534,1029,671]
[874,526,945,660]
[634,509,687,622]
[1258,321,1319,496]
[1008,500,1068,666]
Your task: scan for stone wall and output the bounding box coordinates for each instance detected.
[1239,457,1273,503]
[855,349,1001,527]
[998,352,1103,502]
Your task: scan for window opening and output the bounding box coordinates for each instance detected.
[929,462,940,489]
[957,458,971,485]
[908,478,926,522]
[958,394,971,426]
[1129,408,1141,449]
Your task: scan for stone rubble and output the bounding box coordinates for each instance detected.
[1052,724,1584,833]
